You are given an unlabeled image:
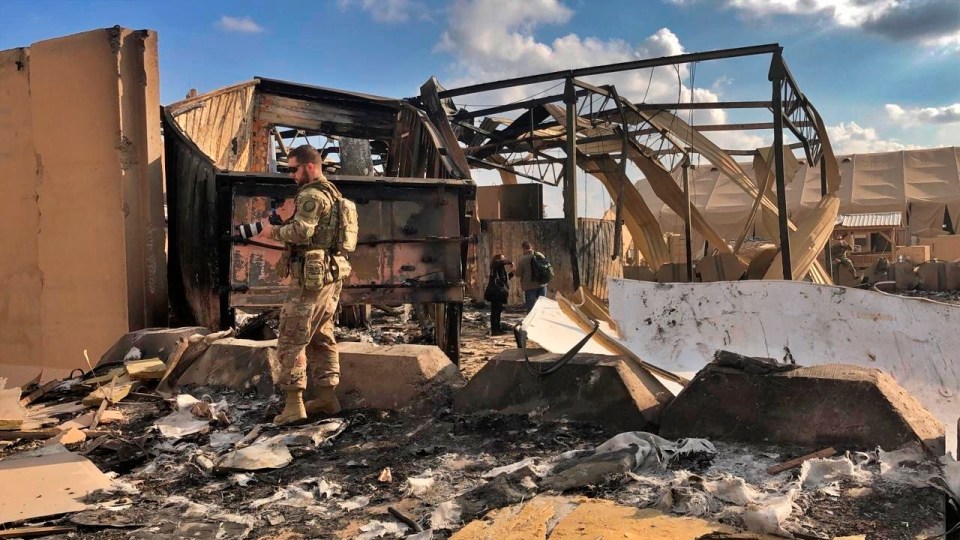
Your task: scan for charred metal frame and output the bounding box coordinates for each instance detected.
[164,77,476,362]
[418,44,829,280]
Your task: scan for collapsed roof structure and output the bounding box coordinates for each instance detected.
[421,43,841,284]
[163,43,844,341]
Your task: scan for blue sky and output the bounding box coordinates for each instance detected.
[2,0,957,152]
[2,0,958,215]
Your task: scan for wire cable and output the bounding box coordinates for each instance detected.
[514,321,600,376]
[459,80,565,110]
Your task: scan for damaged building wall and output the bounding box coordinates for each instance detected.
[0,28,166,385]
[476,218,623,305]
[168,82,257,171]
[164,79,476,354]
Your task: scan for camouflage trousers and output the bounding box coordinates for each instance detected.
[277,281,342,392]
[834,256,858,276]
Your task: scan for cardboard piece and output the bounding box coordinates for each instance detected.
[124,358,166,381]
[82,376,133,407]
[83,367,127,386]
[44,428,86,447]
[0,449,112,524]
[0,388,27,430]
[58,410,124,431]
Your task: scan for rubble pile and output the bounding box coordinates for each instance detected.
[0,303,956,539]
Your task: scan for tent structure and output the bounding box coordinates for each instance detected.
[637,146,960,245]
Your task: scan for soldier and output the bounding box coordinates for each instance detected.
[255,145,355,425]
[831,233,858,279]
[515,241,549,312]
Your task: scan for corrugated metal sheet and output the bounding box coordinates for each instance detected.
[476,218,623,305]
[838,212,902,228]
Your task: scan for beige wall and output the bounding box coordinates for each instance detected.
[0,47,44,386]
[0,28,166,385]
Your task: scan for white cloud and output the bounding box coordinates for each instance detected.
[827,121,920,153]
[886,102,960,124]
[695,0,960,50]
[934,123,960,147]
[721,0,891,23]
[436,0,778,217]
[338,0,426,23]
[435,0,728,127]
[217,16,263,34]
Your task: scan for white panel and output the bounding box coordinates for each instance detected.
[607,279,960,455]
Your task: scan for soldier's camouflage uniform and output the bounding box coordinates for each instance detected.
[831,239,857,277]
[270,179,344,394]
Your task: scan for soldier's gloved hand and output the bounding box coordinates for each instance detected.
[268,212,283,226]
[236,221,264,240]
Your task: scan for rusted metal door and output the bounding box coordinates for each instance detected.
[224,173,474,361]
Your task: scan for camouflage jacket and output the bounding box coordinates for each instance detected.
[270,179,337,251]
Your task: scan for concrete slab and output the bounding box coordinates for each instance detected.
[98,327,209,367]
[338,342,461,413]
[177,338,281,395]
[453,349,672,432]
[660,360,945,454]
[175,339,461,411]
[918,260,948,291]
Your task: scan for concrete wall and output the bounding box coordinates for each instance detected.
[0,28,166,385]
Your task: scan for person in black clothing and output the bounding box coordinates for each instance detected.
[487,254,514,336]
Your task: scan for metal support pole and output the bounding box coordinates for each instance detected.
[770,51,793,280]
[564,78,581,289]
[821,157,833,278]
[682,156,694,282]
[607,85,629,262]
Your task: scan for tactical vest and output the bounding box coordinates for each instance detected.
[295,180,358,287]
[305,181,358,254]
[303,182,338,252]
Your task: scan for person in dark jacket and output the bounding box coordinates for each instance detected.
[487,254,514,336]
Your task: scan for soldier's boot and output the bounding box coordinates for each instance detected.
[273,389,307,425]
[305,386,341,417]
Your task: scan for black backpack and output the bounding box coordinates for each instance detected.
[530,252,554,285]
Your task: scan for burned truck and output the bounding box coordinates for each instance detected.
[162,77,476,361]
